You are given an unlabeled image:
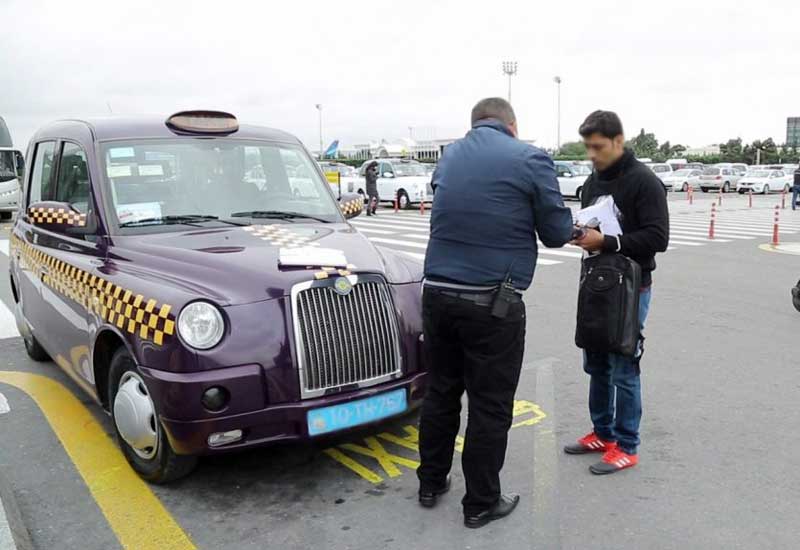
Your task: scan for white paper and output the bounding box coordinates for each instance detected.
[138,164,164,176]
[576,195,623,237]
[117,202,162,224]
[107,165,132,178]
[279,247,348,268]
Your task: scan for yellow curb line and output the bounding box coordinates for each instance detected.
[0,371,195,550]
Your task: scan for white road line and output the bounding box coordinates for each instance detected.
[350,227,396,235]
[670,223,773,237]
[0,239,8,257]
[0,393,9,414]
[367,237,428,249]
[0,299,19,339]
[537,249,583,259]
[402,234,431,241]
[665,233,730,242]
[670,229,753,240]
[352,218,430,229]
[668,240,705,246]
[399,251,425,261]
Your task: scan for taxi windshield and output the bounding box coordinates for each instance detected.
[101,139,343,231]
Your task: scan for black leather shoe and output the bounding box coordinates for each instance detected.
[464,494,520,529]
[418,475,451,508]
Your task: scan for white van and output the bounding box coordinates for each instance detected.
[0,117,24,221]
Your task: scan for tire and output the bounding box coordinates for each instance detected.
[722,182,731,193]
[682,183,689,193]
[0,212,11,221]
[763,185,770,195]
[397,190,411,210]
[23,330,50,362]
[793,285,800,312]
[575,187,582,202]
[701,188,709,193]
[108,347,197,483]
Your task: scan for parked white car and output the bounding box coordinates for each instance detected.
[357,159,433,209]
[0,148,23,220]
[662,169,703,192]
[699,166,741,193]
[554,161,590,201]
[737,169,791,195]
[647,163,673,180]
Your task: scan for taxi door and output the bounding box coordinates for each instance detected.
[12,140,57,351]
[22,139,104,387]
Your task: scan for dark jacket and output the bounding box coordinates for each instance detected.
[424,118,574,290]
[794,168,800,188]
[365,164,378,195]
[581,149,669,287]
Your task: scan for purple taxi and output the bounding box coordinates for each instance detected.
[8,111,427,482]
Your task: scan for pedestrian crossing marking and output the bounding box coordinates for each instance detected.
[0,239,8,257]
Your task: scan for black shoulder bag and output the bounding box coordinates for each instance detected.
[575,252,642,357]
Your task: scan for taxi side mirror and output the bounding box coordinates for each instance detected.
[26,201,98,235]
[383,172,394,178]
[338,192,363,220]
[13,150,25,181]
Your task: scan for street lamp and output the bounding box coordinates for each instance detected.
[553,76,562,153]
[501,61,518,104]
[315,104,323,159]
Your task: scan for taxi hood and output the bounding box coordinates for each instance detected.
[108,223,423,306]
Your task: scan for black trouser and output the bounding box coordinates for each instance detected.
[417,287,526,515]
[366,192,379,214]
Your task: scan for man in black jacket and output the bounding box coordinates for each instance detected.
[564,111,669,474]
[365,161,379,216]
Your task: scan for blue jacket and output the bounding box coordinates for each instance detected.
[425,119,574,290]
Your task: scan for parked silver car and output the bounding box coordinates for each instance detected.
[699,166,741,193]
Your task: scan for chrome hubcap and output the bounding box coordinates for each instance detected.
[113,371,159,460]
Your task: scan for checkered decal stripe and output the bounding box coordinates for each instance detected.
[242,224,321,248]
[11,235,175,346]
[340,198,362,217]
[28,206,87,227]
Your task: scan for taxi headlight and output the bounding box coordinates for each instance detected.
[178,302,225,349]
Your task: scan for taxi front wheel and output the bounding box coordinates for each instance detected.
[108,347,198,484]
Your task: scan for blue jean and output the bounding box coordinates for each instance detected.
[583,288,652,455]
[792,187,800,210]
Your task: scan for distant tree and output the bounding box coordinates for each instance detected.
[627,129,659,160]
[719,138,744,163]
[557,141,587,158]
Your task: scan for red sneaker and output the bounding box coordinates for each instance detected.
[589,447,638,475]
[563,432,617,455]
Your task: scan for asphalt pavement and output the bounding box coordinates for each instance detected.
[1,193,799,549]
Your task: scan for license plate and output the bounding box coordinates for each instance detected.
[307,389,407,436]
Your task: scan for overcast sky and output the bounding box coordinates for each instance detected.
[2,0,799,153]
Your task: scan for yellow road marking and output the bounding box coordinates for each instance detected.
[0,371,195,550]
[325,400,547,483]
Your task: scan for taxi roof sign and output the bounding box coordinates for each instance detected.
[166,110,239,134]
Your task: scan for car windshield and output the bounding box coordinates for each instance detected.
[748,171,771,178]
[0,150,16,183]
[703,168,721,175]
[574,165,592,175]
[672,169,692,176]
[101,139,343,231]
[393,162,427,177]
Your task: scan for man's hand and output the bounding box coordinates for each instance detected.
[572,227,605,252]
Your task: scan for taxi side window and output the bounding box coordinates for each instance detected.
[380,162,394,177]
[28,141,57,205]
[55,142,91,213]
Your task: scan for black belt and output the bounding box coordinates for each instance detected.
[435,289,494,306]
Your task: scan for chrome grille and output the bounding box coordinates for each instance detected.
[293,276,401,397]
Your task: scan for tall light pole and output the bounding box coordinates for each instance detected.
[315,104,323,159]
[553,76,562,153]
[501,61,518,104]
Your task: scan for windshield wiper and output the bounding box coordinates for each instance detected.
[119,214,248,228]
[230,210,330,223]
